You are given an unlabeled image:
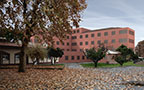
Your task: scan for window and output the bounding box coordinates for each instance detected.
[65,56,68,60]
[97,33,101,37]
[62,43,65,45]
[119,38,127,43]
[72,49,77,51]
[97,40,101,44]
[82,56,85,60]
[73,30,76,33]
[80,49,83,52]
[0,51,10,64]
[129,39,134,43]
[91,34,94,37]
[14,53,20,64]
[56,41,59,45]
[77,30,80,33]
[112,39,116,43]
[67,49,70,51]
[67,42,69,46]
[80,42,83,45]
[77,56,80,60]
[85,34,88,38]
[62,49,65,51]
[80,35,83,39]
[104,40,108,44]
[71,56,74,60]
[112,31,115,35]
[72,42,77,46]
[91,41,94,45]
[85,41,88,45]
[129,31,134,35]
[67,36,69,39]
[119,30,127,34]
[104,32,108,36]
[72,36,77,39]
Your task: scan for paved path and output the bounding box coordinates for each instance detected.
[64,63,84,69]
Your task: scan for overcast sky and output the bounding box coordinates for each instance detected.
[79,0,144,46]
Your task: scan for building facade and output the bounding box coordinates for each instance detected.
[54,27,135,63]
[0,27,135,64]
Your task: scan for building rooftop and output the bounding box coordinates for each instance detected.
[82,27,130,33]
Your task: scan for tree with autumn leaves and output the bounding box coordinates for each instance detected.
[0,0,87,72]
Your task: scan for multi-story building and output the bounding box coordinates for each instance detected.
[0,27,135,64]
[54,27,135,63]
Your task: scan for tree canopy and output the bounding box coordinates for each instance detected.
[85,47,106,67]
[47,47,64,65]
[114,44,138,66]
[0,0,87,72]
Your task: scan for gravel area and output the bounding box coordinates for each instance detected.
[0,66,144,90]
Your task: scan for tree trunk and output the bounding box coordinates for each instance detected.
[18,44,27,72]
[54,57,56,65]
[94,61,98,67]
[120,63,123,66]
[36,58,39,64]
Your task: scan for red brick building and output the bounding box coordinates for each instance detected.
[0,27,135,64]
[54,27,135,63]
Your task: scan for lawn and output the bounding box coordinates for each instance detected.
[81,62,144,68]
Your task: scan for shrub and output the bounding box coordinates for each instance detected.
[26,45,47,64]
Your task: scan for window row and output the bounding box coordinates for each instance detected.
[65,55,86,60]
[66,30,134,40]
[73,29,80,34]
[56,38,134,45]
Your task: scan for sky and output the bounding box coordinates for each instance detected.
[79,0,144,46]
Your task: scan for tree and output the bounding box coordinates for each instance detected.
[84,47,106,67]
[26,45,47,65]
[114,44,137,66]
[135,40,144,57]
[0,0,86,72]
[47,47,64,65]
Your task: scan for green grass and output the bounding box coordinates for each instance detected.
[38,64,64,66]
[81,62,144,68]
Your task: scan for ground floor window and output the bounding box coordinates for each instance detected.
[0,51,10,64]
[77,56,80,60]
[82,56,85,60]
[14,53,20,64]
[65,56,69,60]
[71,56,74,60]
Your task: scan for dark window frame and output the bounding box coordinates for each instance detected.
[85,34,88,38]
[91,41,94,45]
[80,42,83,45]
[104,40,108,44]
[91,34,95,37]
[112,31,116,35]
[77,56,80,60]
[111,39,116,43]
[97,33,101,37]
[65,56,69,60]
[104,32,108,36]
[85,41,88,45]
[80,35,83,39]
[71,56,74,60]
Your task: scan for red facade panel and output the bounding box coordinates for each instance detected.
[54,27,135,63]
